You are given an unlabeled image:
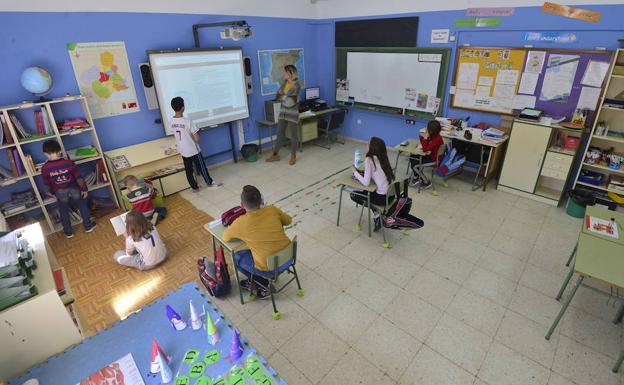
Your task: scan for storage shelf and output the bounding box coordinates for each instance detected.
[3,203,42,218]
[0,142,16,150]
[548,147,576,156]
[18,134,56,145]
[32,155,102,176]
[577,181,624,194]
[611,75,624,79]
[582,162,624,176]
[0,174,30,186]
[59,127,94,137]
[601,106,624,112]
[534,185,561,201]
[592,135,624,144]
[43,182,112,205]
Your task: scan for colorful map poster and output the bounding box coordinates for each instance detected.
[257,48,305,95]
[68,41,140,119]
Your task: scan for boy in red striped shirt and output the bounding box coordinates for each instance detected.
[41,140,96,238]
[123,175,167,225]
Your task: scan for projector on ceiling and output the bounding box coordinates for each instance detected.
[220,27,252,41]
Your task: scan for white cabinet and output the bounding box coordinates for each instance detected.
[499,121,552,193]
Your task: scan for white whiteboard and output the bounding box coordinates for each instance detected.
[346,52,442,112]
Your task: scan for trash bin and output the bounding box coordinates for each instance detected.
[241,144,258,163]
[566,189,595,218]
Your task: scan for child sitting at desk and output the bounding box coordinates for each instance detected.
[410,120,444,189]
[222,185,292,299]
[350,137,395,232]
[123,175,167,225]
[113,211,167,270]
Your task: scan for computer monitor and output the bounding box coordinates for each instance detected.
[305,87,320,101]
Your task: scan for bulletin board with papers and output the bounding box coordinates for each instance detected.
[451,46,613,121]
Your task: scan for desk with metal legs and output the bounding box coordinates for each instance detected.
[335,170,377,237]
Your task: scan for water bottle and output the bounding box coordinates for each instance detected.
[354,148,363,169]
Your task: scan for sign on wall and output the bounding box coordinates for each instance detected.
[67,41,140,119]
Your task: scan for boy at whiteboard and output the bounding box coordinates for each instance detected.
[170,97,221,192]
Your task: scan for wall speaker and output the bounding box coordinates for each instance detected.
[243,56,253,94]
[138,63,159,110]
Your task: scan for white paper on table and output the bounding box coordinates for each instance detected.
[493,83,516,99]
[525,51,546,73]
[478,76,493,86]
[0,231,18,268]
[518,72,539,95]
[581,60,610,87]
[457,62,479,90]
[495,69,519,85]
[540,59,578,101]
[476,85,491,96]
[576,86,602,110]
[513,95,537,109]
[110,212,129,236]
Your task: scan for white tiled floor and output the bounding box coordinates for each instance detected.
[183,141,624,385]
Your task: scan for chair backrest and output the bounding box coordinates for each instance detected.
[267,235,297,272]
[434,143,448,166]
[327,110,346,131]
[385,177,409,207]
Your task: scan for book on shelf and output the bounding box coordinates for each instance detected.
[52,268,66,296]
[95,159,108,184]
[0,115,13,144]
[608,175,624,192]
[13,149,24,176]
[41,109,52,134]
[23,154,37,174]
[84,171,97,187]
[8,112,30,140]
[5,149,18,177]
[57,118,88,130]
[35,111,44,136]
[67,146,98,160]
[0,165,13,179]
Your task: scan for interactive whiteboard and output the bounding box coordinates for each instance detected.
[148,48,249,134]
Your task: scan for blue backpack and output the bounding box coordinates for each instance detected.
[436,144,465,177]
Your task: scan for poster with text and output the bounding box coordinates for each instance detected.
[68,41,140,119]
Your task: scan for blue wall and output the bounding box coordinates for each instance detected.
[1,4,624,156]
[318,4,624,146]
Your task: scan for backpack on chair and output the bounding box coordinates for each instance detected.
[382,181,425,230]
[436,143,465,177]
[198,246,231,297]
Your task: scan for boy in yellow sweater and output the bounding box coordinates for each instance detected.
[223,185,292,299]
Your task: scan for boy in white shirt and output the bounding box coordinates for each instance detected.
[170,97,220,192]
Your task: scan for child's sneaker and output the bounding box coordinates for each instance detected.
[256,287,272,300]
[410,176,421,187]
[206,182,223,189]
[65,233,74,239]
[239,279,252,292]
[85,224,97,233]
[374,215,382,232]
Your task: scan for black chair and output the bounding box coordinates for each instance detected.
[316,109,346,149]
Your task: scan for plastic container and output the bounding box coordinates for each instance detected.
[240,144,258,163]
[566,189,595,218]
[354,148,363,169]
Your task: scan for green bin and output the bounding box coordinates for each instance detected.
[566,190,595,218]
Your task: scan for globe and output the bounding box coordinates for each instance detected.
[20,67,53,96]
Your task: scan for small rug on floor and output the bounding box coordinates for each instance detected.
[48,193,213,333]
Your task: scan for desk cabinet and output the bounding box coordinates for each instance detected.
[499,121,552,193]
[498,120,582,206]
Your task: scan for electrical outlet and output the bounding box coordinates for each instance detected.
[449,35,456,42]
[357,119,362,125]
[406,119,415,125]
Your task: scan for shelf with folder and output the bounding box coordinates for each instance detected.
[592,135,624,144]
[0,142,16,150]
[2,203,43,219]
[17,133,56,144]
[577,181,624,194]
[43,181,112,205]
[582,162,624,176]
[58,127,94,137]
[0,174,30,186]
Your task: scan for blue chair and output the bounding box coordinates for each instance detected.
[248,236,304,319]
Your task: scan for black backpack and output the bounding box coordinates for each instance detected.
[382,181,425,230]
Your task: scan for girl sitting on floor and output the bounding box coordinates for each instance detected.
[350,136,395,232]
[113,211,167,270]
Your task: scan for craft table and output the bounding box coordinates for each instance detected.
[545,206,624,370]
[9,283,286,385]
[203,222,246,305]
[335,170,377,237]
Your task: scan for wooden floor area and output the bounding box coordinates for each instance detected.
[47,193,213,333]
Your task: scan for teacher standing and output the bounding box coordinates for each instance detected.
[265,65,301,166]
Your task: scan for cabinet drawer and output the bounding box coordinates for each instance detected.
[540,167,569,181]
[543,152,573,171]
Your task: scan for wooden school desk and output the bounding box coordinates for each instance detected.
[203,221,246,305]
[439,130,508,191]
[545,205,624,373]
[391,138,428,175]
[256,108,339,152]
[335,170,377,237]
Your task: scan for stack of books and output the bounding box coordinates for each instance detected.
[481,127,505,142]
[608,175,624,193]
[1,190,38,216]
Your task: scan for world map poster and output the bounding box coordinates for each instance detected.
[258,48,305,95]
[68,41,140,119]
